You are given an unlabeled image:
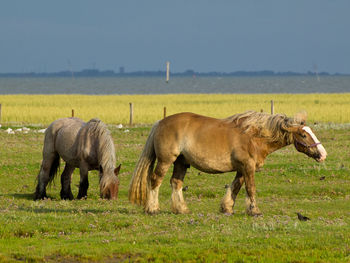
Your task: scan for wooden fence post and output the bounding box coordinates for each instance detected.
[166,61,170,83]
[163,107,167,119]
[271,100,274,115]
[72,109,74,117]
[129,103,133,126]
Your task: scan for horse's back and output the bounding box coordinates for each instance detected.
[43,118,82,147]
[155,112,206,147]
[156,112,236,140]
[154,112,241,173]
[50,118,84,144]
[44,118,85,164]
[47,117,84,135]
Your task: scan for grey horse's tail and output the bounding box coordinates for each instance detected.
[47,153,60,184]
[128,121,159,206]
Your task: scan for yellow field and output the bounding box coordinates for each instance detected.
[0,93,349,125]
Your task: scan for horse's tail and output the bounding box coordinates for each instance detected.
[47,153,60,184]
[128,121,159,206]
[39,124,61,185]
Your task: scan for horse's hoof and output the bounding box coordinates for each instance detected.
[220,207,234,215]
[61,193,74,200]
[253,213,263,217]
[171,206,191,214]
[247,207,263,217]
[145,209,159,215]
[34,193,47,201]
[61,197,73,201]
[174,209,191,214]
[247,211,263,217]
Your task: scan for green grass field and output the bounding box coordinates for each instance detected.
[0,122,349,262]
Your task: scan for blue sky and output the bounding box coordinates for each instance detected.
[0,1,349,73]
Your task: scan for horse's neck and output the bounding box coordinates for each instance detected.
[256,137,290,158]
[266,137,291,154]
[249,130,292,167]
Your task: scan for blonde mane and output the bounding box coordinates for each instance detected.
[226,111,302,144]
[85,119,118,192]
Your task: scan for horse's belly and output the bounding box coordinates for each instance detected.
[58,149,98,170]
[183,152,235,174]
[56,132,80,168]
[58,152,80,167]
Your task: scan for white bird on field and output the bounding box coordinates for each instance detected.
[6,128,14,134]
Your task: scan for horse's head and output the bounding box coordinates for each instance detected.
[286,126,327,162]
[100,164,121,200]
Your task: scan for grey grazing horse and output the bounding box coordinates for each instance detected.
[34,117,120,200]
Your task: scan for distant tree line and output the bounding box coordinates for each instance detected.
[0,69,346,78]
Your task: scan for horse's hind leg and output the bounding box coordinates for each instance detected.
[221,171,244,214]
[77,165,89,199]
[60,164,75,200]
[34,152,59,200]
[145,160,173,214]
[170,156,190,214]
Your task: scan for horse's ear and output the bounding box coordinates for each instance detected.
[294,111,307,125]
[114,164,121,176]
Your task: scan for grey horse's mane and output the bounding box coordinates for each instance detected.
[226,111,302,144]
[85,118,117,191]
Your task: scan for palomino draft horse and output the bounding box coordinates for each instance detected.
[129,111,327,216]
[34,118,121,200]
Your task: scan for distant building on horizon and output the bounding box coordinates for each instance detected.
[119,66,125,74]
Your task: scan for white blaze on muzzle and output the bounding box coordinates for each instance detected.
[302,126,327,162]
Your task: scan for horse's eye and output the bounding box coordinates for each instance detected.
[302,134,307,138]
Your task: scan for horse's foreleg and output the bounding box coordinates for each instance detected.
[170,157,190,214]
[77,166,89,199]
[221,171,244,214]
[145,161,172,214]
[60,164,75,200]
[243,164,262,216]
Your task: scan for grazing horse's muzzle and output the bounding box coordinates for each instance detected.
[100,165,121,200]
[101,182,119,200]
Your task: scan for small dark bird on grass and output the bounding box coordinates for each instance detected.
[183,186,188,192]
[297,212,310,221]
[319,176,326,180]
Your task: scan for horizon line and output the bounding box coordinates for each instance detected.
[0,68,348,77]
